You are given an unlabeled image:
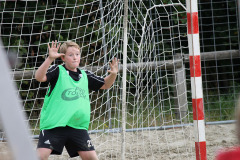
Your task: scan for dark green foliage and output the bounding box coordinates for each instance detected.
[198,0,238,52]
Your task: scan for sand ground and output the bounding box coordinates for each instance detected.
[0,124,237,160]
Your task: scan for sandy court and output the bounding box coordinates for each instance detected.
[0,123,238,160]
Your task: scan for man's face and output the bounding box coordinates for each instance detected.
[62,46,80,71]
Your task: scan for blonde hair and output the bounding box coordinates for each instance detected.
[60,41,80,54]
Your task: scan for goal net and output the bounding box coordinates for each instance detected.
[0,0,195,159]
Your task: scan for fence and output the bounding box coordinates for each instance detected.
[198,0,240,122]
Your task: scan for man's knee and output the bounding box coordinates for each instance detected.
[38,155,49,160]
[78,150,98,160]
[37,148,52,160]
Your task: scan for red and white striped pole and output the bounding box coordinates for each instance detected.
[186,0,207,160]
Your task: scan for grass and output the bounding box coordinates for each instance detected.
[204,93,238,122]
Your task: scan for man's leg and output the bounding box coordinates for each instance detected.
[37,148,52,160]
[78,150,98,160]
[37,128,66,159]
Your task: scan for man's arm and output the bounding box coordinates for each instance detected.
[35,41,64,82]
[100,58,119,89]
[35,57,54,82]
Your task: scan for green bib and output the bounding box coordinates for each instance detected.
[40,65,91,130]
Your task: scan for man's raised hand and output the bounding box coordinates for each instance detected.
[48,40,64,61]
[107,57,119,75]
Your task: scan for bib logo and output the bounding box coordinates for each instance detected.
[61,87,86,101]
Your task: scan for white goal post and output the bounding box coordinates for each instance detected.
[0,0,205,159]
[0,40,38,160]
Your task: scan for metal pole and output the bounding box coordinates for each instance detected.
[0,41,38,160]
[99,0,112,129]
[122,0,128,159]
[186,0,207,159]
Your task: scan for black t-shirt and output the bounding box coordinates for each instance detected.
[46,64,105,96]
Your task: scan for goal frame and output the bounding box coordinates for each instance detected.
[186,0,206,160]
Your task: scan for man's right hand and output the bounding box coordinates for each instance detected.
[48,40,64,61]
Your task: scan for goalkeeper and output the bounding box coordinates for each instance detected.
[35,41,119,160]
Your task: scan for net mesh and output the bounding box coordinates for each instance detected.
[0,0,196,159]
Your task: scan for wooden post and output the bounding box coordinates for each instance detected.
[173,54,188,123]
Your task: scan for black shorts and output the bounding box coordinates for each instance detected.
[37,126,95,157]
